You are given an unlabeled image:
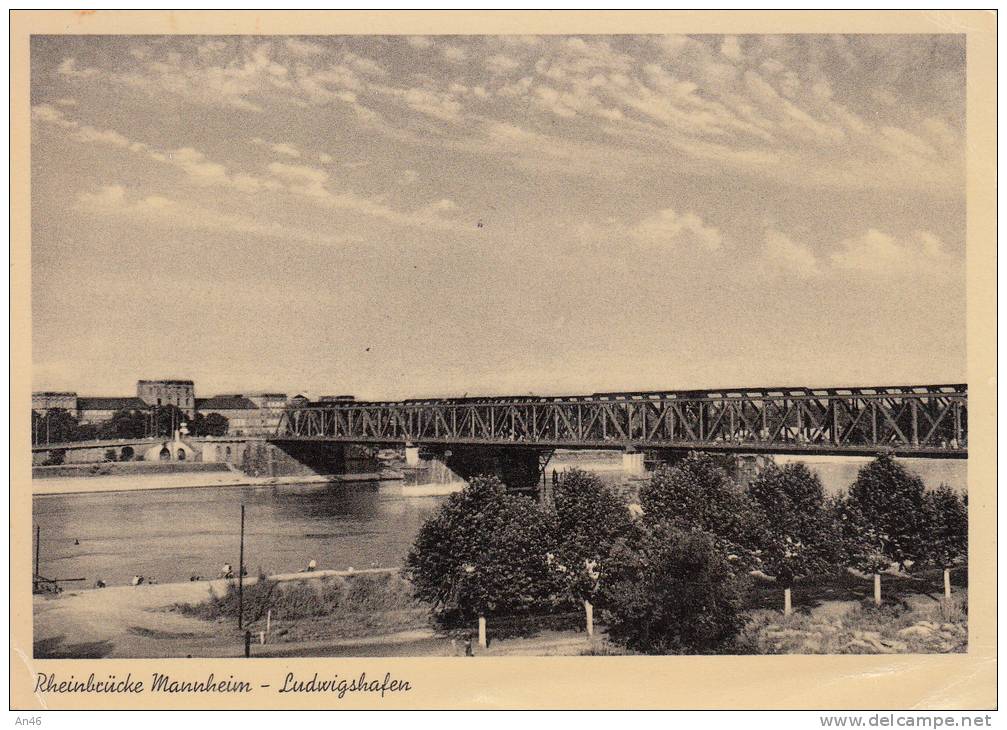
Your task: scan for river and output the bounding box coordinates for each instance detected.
[32,454,965,589]
[32,481,446,587]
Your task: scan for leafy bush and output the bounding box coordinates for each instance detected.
[551,469,634,602]
[846,455,928,569]
[746,462,844,577]
[43,448,67,466]
[831,493,891,574]
[403,475,562,623]
[177,573,418,624]
[639,452,764,567]
[99,409,148,439]
[598,522,749,654]
[922,484,967,569]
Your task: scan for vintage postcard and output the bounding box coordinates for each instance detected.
[9,10,997,710]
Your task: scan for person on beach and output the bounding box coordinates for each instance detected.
[220,563,233,579]
[131,575,144,586]
[306,559,317,572]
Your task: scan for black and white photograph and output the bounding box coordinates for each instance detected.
[26,27,974,667]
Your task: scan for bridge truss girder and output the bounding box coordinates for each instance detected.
[273,387,967,459]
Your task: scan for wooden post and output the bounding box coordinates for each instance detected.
[244,630,251,658]
[259,631,265,645]
[944,568,952,599]
[238,504,245,629]
[478,616,487,649]
[584,600,594,638]
[266,609,271,637]
[873,573,882,606]
[784,588,792,616]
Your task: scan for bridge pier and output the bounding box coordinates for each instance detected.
[622,449,646,477]
[402,445,550,497]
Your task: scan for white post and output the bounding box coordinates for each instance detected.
[405,446,420,467]
[478,615,487,649]
[259,631,265,645]
[873,574,882,606]
[784,588,792,616]
[584,600,594,638]
[266,609,271,636]
[944,568,952,599]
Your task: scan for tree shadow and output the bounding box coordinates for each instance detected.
[745,566,967,613]
[34,635,115,659]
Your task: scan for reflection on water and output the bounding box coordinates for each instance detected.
[32,481,446,587]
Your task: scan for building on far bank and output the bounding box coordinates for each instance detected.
[196,394,272,436]
[137,379,195,413]
[76,396,149,425]
[246,393,288,435]
[31,391,78,414]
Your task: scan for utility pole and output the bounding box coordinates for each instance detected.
[34,525,40,581]
[238,504,245,630]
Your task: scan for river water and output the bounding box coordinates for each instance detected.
[32,454,965,589]
[32,481,446,587]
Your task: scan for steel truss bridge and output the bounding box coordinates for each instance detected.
[273,384,968,459]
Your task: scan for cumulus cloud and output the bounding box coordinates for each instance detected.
[630,208,723,251]
[760,229,821,278]
[406,36,433,49]
[485,53,520,75]
[285,38,327,57]
[442,45,467,63]
[829,229,957,278]
[252,137,301,158]
[56,58,99,78]
[74,184,357,246]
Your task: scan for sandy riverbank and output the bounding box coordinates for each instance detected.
[32,568,596,658]
[32,471,403,496]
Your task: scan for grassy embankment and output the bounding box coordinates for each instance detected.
[173,572,429,643]
[174,567,966,655]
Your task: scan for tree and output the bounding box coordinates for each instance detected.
[639,452,765,568]
[31,411,42,445]
[598,522,749,654]
[922,484,967,570]
[846,454,928,569]
[99,409,148,439]
[550,469,634,603]
[831,493,891,575]
[33,408,81,443]
[403,475,562,623]
[152,405,188,437]
[190,411,229,437]
[745,462,844,577]
[43,448,67,466]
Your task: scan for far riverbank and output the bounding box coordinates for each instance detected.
[32,470,404,496]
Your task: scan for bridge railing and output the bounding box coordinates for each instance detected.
[273,387,967,457]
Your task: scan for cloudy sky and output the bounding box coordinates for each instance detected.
[31,34,966,399]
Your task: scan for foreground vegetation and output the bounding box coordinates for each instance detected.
[403,453,967,655]
[174,572,427,643]
[174,453,967,655]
